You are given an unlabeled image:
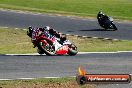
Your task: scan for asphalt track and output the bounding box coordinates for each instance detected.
[0,10,132,88]
[0,52,132,87]
[1,52,132,78]
[0,10,132,40]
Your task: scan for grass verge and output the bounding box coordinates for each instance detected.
[1,27,132,54]
[0,0,131,20]
[0,28,36,54]
[67,36,132,52]
[0,77,96,88]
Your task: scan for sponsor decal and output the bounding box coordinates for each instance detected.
[76,67,131,85]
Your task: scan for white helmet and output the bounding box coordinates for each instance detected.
[44,26,50,31]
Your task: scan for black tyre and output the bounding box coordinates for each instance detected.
[111,23,118,31]
[99,24,109,31]
[37,40,55,56]
[67,44,78,56]
[68,48,78,56]
[76,76,86,85]
[79,76,87,85]
[37,48,44,55]
[104,28,108,30]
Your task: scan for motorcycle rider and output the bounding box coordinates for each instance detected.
[27,27,42,48]
[27,26,66,48]
[43,26,67,44]
[27,26,33,38]
[97,11,110,28]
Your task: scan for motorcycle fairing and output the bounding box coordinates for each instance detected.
[55,45,69,55]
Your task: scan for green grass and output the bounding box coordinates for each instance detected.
[0,28,36,54]
[1,28,132,54]
[0,77,96,88]
[0,0,131,20]
[68,36,132,52]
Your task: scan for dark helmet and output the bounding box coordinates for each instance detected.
[98,11,105,16]
[49,28,55,35]
[28,26,32,30]
[60,34,66,42]
[27,26,33,37]
[44,26,50,31]
[98,11,103,14]
[28,26,33,33]
[39,28,44,32]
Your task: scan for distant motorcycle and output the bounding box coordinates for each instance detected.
[97,11,118,31]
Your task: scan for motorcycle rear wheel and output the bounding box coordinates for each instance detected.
[111,23,118,31]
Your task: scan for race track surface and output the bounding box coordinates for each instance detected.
[0,53,132,79]
[0,53,132,88]
[0,10,132,40]
[0,10,132,88]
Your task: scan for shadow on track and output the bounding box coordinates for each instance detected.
[78,29,112,31]
[67,30,74,32]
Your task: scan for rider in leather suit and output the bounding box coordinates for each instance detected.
[97,11,110,28]
[27,26,66,47]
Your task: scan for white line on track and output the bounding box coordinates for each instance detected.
[3,51,132,56]
[44,77,62,78]
[0,79,13,81]
[0,26,9,29]
[0,76,73,81]
[5,53,40,56]
[78,51,132,54]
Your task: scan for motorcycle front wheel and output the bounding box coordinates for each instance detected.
[37,40,55,56]
[37,48,44,55]
[67,44,78,56]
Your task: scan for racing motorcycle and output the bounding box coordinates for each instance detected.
[97,11,118,31]
[27,29,78,56]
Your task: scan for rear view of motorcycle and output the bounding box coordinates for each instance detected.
[97,11,118,31]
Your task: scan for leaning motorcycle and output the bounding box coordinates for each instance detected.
[97,12,118,31]
[28,31,78,56]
